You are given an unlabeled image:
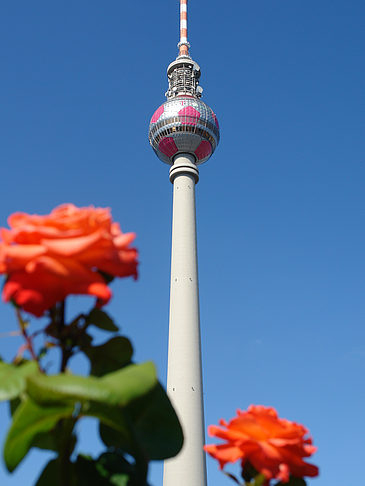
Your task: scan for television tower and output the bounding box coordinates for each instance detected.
[148,1,220,486]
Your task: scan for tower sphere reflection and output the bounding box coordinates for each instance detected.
[148,96,220,165]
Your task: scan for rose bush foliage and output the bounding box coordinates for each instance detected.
[0,204,182,486]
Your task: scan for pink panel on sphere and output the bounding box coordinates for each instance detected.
[151,105,164,123]
[178,106,201,126]
[195,140,212,161]
[159,137,178,158]
[212,112,219,129]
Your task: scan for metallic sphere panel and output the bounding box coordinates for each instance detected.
[148,97,220,165]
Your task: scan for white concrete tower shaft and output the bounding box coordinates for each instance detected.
[163,154,207,486]
[148,1,219,483]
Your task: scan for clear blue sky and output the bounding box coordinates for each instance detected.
[0,1,364,485]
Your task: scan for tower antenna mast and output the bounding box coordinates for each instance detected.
[148,1,220,485]
[178,0,190,57]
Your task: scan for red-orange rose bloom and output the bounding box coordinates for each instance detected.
[204,405,318,484]
[0,204,138,317]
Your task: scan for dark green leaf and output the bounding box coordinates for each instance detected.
[86,308,118,332]
[96,451,146,486]
[110,474,129,486]
[84,402,134,454]
[0,361,38,401]
[241,461,258,482]
[74,455,109,485]
[35,459,75,486]
[83,337,133,376]
[9,397,21,416]
[74,454,136,486]
[223,471,241,485]
[99,422,133,456]
[252,474,267,486]
[97,271,115,285]
[32,431,60,452]
[101,383,183,460]
[26,362,157,408]
[97,452,134,476]
[77,331,94,348]
[35,459,59,486]
[4,398,74,471]
[130,383,183,460]
[38,457,116,486]
[38,347,48,359]
[33,418,77,455]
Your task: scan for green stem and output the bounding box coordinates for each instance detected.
[59,428,75,486]
[56,301,73,373]
[135,454,149,486]
[15,309,43,372]
[55,300,77,485]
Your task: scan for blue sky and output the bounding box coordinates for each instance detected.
[0,1,364,485]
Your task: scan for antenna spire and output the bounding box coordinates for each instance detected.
[178,0,190,57]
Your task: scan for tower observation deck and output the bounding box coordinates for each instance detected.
[148,0,220,166]
[148,2,220,486]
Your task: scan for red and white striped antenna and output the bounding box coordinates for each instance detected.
[178,0,190,57]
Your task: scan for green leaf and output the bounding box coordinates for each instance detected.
[32,431,60,453]
[110,474,129,486]
[97,452,134,476]
[223,471,241,485]
[74,454,135,486]
[222,471,241,486]
[73,455,110,485]
[27,373,111,405]
[241,461,258,482]
[37,453,141,486]
[32,418,77,454]
[252,474,267,486]
[0,361,38,401]
[9,397,21,416]
[100,363,156,403]
[99,422,133,457]
[97,271,115,285]
[100,383,183,460]
[82,337,133,376]
[86,308,118,332]
[84,402,134,454]
[35,459,60,486]
[4,398,74,472]
[26,362,157,408]
[130,383,183,460]
[95,452,145,486]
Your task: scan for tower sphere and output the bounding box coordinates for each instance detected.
[148,96,220,165]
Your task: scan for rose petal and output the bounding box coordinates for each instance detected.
[41,231,103,256]
[204,443,244,469]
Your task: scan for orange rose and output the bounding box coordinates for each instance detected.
[0,204,138,317]
[204,405,318,484]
